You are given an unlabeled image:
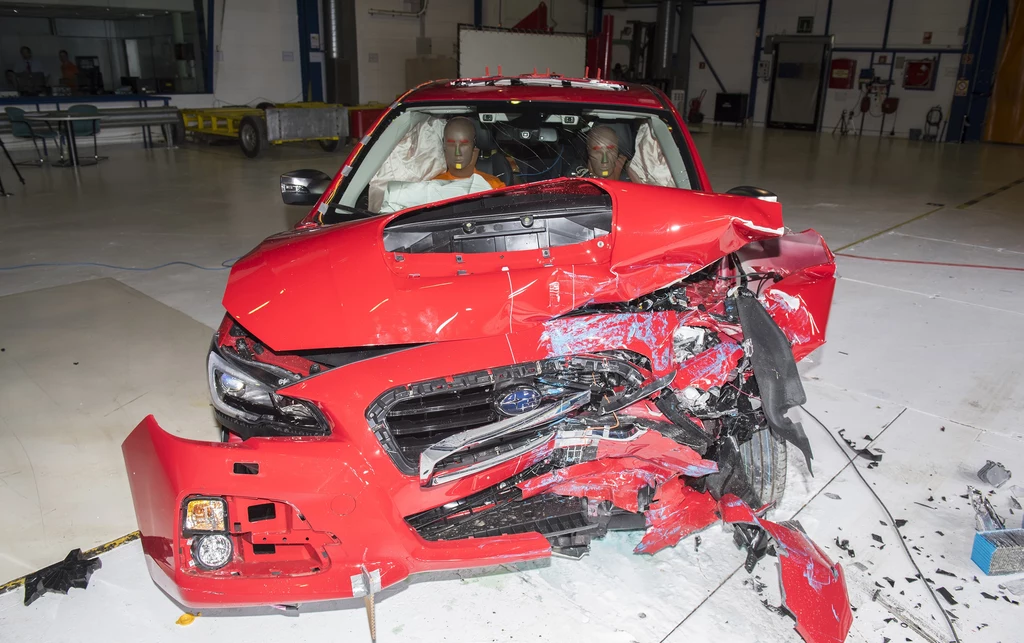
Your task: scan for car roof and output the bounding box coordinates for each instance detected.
[402,75,670,110]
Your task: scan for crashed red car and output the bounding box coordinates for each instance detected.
[123,75,849,643]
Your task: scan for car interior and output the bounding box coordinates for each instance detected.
[332,103,691,218]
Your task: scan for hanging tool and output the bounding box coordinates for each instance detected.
[881,97,900,136]
[922,105,943,142]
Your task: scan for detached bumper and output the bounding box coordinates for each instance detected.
[121,416,552,608]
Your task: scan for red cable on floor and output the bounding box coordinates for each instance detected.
[836,253,1024,272]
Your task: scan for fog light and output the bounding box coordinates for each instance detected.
[193,534,233,570]
[184,498,227,533]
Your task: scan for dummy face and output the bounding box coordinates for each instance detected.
[587,125,621,178]
[443,117,479,178]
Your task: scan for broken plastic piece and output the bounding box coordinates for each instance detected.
[977,460,1011,488]
[721,495,853,643]
[836,429,883,463]
[634,477,719,554]
[22,548,102,606]
[735,288,814,471]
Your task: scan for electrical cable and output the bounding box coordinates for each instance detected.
[800,405,962,643]
[0,257,239,272]
[516,145,564,177]
[836,253,1024,273]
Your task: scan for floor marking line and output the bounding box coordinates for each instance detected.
[836,253,1024,272]
[838,276,1024,317]
[890,232,1024,255]
[0,531,140,597]
[836,176,1024,252]
[833,206,945,252]
[955,176,1024,210]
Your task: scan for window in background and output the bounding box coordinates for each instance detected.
[0,2,209,96]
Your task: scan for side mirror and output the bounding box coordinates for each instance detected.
[726,186,778,202]
[281,169,332,206]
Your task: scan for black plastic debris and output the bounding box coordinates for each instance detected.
[835,537,856,558]
[980,592,998,600]
[936,587,957,605]
[694,535,701,553]
[935,569,956,577]
[824,492,842,500]
[895,519,908,528]
[23,548,101,606]
[837,428,884,463]
[872,534,884,544]
[883,577,895,587]
[905,577,918,583]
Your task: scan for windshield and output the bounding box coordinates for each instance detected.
[322,101,698,224]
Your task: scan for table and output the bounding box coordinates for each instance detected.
[24,114,104,168]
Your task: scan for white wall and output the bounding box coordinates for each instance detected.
[210,0,302,106]
[354,0,472,104]
[689,3,758,116]
[750,0,971,136]
[481,0,588,33]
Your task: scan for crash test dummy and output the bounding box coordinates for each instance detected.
[433,117,506,189]
[586,124,639,182]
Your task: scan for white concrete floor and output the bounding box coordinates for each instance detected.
[1,131,1023,642]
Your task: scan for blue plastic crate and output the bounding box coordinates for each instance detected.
[972,529,1024,575]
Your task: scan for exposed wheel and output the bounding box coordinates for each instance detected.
[319,139,343,153]
[739,426,788,507]
[238,116,268,158]
[256,101,275,110]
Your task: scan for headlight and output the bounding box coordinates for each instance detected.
[184,497,227,533]
[192,534,233,570]
[207,346,329,437]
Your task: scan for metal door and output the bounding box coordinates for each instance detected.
[767,41,828,130]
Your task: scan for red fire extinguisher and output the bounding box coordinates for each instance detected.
[687,90,707,124]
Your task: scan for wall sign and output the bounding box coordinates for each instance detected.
[797,16,814,33]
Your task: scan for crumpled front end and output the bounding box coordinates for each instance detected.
[122,180,847,641]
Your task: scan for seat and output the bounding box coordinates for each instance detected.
[4,106,61,166]
[67,104,105,161]
[473,124,514,186]
[474,151,514,186]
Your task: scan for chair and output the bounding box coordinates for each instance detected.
[67,104,105,161]
[4,106,61,166]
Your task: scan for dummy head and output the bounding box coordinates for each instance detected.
[586,125,623,178]
[442,116,479,178]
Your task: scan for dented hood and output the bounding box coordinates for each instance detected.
[224,179,784,352]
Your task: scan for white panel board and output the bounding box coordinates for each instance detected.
[458,27,586,78]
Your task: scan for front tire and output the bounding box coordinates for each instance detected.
[738,426,788,507]
[319,139,343,153]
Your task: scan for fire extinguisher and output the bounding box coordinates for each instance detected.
[688,89,707,124]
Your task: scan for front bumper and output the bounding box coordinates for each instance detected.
[122,416,552,607]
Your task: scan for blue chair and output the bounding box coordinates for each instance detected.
[4,106,62,166]
[67,104,105,161]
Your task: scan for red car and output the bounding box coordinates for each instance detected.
[123,75,849,643]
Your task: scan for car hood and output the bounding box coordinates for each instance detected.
[223,179,784,352]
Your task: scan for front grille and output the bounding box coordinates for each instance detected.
[366,356,646,476]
